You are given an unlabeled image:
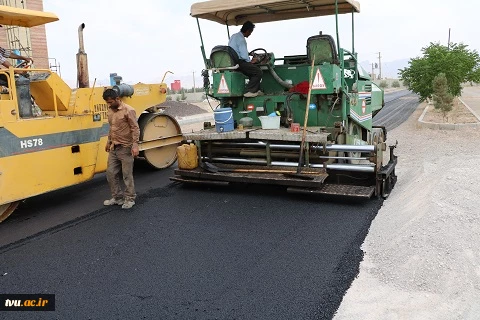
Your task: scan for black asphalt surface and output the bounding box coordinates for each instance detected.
[0,183,383,320]
[374,90,420,131]
[0,91,413,320]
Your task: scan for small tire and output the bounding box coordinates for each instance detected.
[0,201,20,223]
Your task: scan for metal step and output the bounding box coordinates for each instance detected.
[287,184,375,198]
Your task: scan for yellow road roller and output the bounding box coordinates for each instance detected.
[0,6,182,222]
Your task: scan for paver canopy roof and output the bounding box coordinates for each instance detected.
[0,5,58,27]
[191,0,360,25]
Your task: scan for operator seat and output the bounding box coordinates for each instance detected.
[306,34,338,65]
[210,46,240,68]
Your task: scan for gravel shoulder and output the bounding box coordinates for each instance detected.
[335,93,480,319]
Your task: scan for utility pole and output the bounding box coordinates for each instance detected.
[193,71,196,93]
[377,52,382,80]
[371,63,375,80]
[448,28,451,50]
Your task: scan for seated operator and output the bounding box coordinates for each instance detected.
[228,21,263,98]
[0,46,34,87]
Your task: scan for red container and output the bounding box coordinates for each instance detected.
[170,80,181,91]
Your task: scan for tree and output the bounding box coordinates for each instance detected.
[399,42,480,101]
[432,73,453,118]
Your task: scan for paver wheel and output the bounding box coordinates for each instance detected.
[0,201,19,223]
[138,113,182,169]
[348,121,362,164]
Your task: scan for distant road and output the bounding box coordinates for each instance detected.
[374,90,420,131]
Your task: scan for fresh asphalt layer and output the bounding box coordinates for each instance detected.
[0,183,383,320]
[374,90,419,131]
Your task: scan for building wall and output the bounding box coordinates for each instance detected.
[0,0,49,69]
[27,0,49,69]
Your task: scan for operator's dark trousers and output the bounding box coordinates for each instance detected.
[238,60,263,93]
[106,145,136,202]
[0,74,9,87]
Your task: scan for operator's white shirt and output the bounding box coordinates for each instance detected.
[228,32,250,62]
[0,47,11,64]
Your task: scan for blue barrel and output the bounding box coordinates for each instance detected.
[214,107,234,133]
[109,73,117,86]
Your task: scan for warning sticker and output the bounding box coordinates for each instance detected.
[361,99,366,114]
[311,68,326,89]
[218,74,230,94]
[135,86,150,96]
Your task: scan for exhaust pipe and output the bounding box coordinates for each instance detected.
[76,23,89,88]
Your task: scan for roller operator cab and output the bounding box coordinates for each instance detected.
[172,0,397,199]
[0,5,182,222]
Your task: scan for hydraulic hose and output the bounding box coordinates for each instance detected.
[267,65,293,89]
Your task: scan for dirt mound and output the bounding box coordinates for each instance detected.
[158,101,208,118]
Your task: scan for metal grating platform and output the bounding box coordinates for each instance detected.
[183,127,330,143]
[248,127,330,143]
[182,128,250,140]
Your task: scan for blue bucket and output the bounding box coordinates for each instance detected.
[214,107,234,133]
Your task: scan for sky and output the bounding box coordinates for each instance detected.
[42,0,477,88]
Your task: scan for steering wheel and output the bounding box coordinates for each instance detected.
[249,48,269,64]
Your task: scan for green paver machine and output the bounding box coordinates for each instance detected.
[172,0,397,198]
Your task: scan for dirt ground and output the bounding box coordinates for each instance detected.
[334,96,480,319]
[423,98,479,124]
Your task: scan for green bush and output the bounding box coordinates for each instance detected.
[166,95,172,101]
[176,95,181,101]
[379,80,389,88]
[391,80,401,88]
